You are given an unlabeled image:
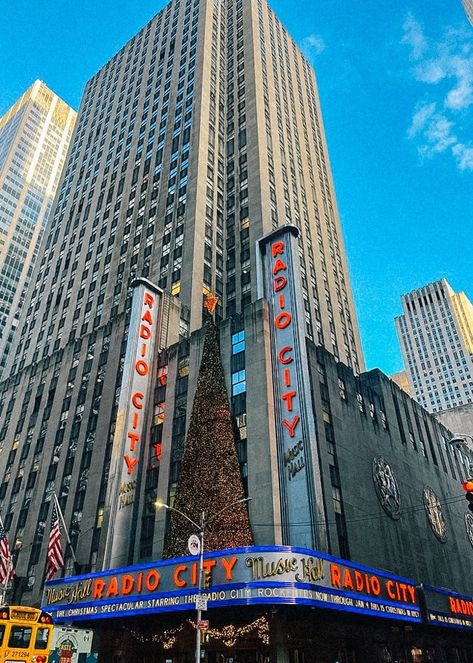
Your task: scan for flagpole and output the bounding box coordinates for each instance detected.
[52,493,78,568]
[0,514,10,605]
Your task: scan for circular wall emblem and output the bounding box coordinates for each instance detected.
[465,512,473,549]
[372,457,401,520]
[423,486,447,542]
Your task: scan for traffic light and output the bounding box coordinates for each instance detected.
[203,569,212,590]
[461,480,473,513]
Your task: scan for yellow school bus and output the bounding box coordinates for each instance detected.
[0,605,53,662]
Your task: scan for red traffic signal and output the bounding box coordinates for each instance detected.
[462,479,473,513]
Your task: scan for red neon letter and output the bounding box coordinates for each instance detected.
[275,311,292,329]
[221,556,238,581]
[282,415,300,437]
[106,577,119,597]
[92,579,105,599]
[142,309,153,325]
[127,432,139,451]
[132,392,144,409]
[174,565,187,588]
[145,569,160,591]
[272,241,285,257]
[122,575,135,595]
[273,258,287,275]
[273,275,287,292]
[144,293,155,307]
[124,455,138,475]
[330,564,341,588]
[135,360,149,376]
[202,559,217,575]
[140,324,152,340]
[281,390,297,412]
[278,346,293,364]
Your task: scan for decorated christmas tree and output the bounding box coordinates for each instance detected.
[164,318,253,557]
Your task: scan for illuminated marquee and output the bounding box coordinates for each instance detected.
[43,546,421,624]
[257,226,323,549]
[103,279,161,569]
[424,585,473,630]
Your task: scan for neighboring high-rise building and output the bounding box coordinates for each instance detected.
[0,81,76,374]
[391,369,411,396]
[395,278,473,413]
[462,0,473,26]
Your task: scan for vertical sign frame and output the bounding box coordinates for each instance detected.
[103,278,161,569]
[257,225,323,549]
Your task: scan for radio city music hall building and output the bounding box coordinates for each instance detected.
[0,0,471,661]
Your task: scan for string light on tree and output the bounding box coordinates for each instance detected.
[125,616,270,649]
[163,319,253,558]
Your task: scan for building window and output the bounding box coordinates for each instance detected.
[356,392,365,414]
[231,370,246,396]
[231,330,245,354]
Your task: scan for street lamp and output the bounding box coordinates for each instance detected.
[155,497,251,663]
[448,434,473,477]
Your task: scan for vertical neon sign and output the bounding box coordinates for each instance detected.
[257,226,323,549]
[103,278,161,569]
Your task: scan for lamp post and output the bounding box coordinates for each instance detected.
[155,497,251,663]
[448,433,473,477]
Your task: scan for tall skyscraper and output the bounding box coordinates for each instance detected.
[0,0,365,601]
[395,278,473,413]
[0,81,76,373]
[461,0,473,26]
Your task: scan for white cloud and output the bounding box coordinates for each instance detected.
[401,13,427,60]
[414,60,446,84]
[445,55,473,109]
[402,15,473,171]
[422,113,457,154]
[453,143,473,171]
[301,34,325,61]
[407,102,436,138]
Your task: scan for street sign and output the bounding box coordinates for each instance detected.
[188,534,201,556]
[197,620,209,630]
[195,595,208,611]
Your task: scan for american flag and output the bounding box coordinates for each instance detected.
[0,522,14,585]
[46,503,64,581]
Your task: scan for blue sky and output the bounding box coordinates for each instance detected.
[1,0,472,375]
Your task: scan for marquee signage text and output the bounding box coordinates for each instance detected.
[43,546,420,624]
[424,585,473,630]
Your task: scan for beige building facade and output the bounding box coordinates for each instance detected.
[395,279,473,413]
[462,0,473,26]
[391,369,411,396]
[0,81,76,374]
